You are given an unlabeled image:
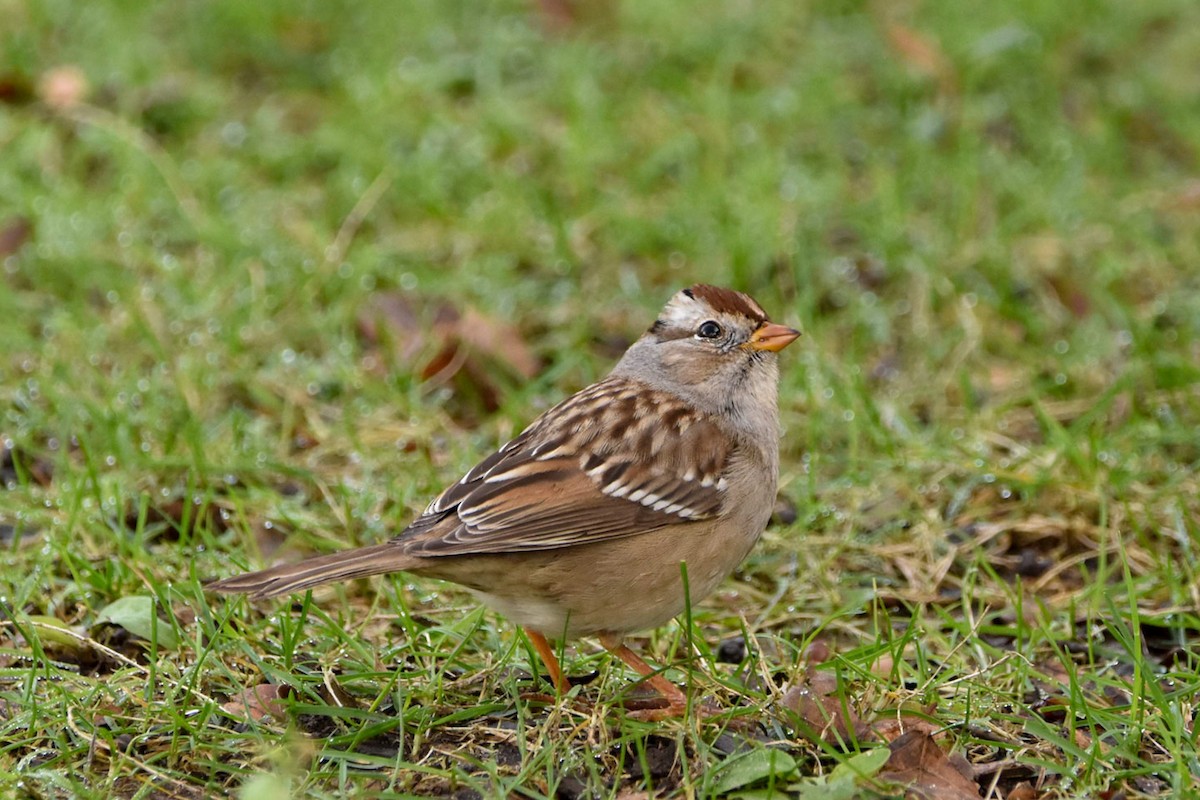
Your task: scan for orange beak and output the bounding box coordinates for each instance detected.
[747,321,801,353]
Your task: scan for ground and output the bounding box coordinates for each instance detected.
[2,0,1200,798]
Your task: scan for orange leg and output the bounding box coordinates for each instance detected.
[599,632,688,717]
[525,628,569,695]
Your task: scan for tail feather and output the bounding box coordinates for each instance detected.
[207,543,418,599]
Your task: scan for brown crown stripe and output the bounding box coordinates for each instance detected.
[687,285,768,323]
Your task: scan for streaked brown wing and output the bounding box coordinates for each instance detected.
[393,378,732,556]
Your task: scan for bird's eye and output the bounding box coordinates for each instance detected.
[697,320,722,339]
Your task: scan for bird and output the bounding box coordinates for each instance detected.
[209,284,800,716]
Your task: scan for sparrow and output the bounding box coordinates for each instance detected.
[210,284,799,716]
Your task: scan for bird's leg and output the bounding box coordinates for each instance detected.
[599,632,688,718]
[525,628,570,695]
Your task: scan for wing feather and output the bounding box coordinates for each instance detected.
[394,377,733,556]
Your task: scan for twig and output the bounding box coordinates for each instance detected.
[325,164,398,269]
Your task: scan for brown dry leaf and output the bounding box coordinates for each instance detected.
[779,670,861,745]
[357,291,541,419]
[0,73,34,105]
[457,307,540,379]
[970,759,1040,796]
[1044,273,1091,318]
[534,0,619,33]
[221,683,292,722]
[879,730,981,800]
[868,710,941,744]
[886,24,957,94]
[358,291,539,380]
[0,217,32,257]
[803,638,831,665]
[357,292,426,363]
[1006,782,1039,800]
[318,671,361,709]
[37,65,89,110]
[536,0,578,30]
[252,519,290,560]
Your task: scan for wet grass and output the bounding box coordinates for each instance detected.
[2,0,1200,797]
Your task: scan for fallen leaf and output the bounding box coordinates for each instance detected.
[803,639,830,664]
[0,217,32,257]
[25,615,86,656]
[457,307,540,379]
[867,710,942,744]
[221,683,292,722]
[779,670,861,746]
[533,0,618,33]
[93,596,180,649]
[885,24,957,94]
[830,747,891,781]
[0,72,34,105]
[879,730,981,800]
[359,292,539,378]
[712,747,797,794]
[1044,273,1091,319]
[1006,782,1039,800]
[357,292,426,363]
[792,748,890,800]
[318,671,361,709]
[357,291,541,420]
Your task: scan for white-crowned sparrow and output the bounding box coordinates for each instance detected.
[210,284,799,715]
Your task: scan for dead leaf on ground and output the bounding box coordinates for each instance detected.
[360,292,539,378]
[885,23,958,95]
[221,683,293,722]
[0,72,34,104]
[880,730,982,800]
[779,669,862,745]
[868,709,942,745]
[533,0,618,33]
[456,306,540,378]
[1006,782,1040,800]
[970,759,1040,795]
[1044,273,1092,319]
[357,291,541,419]
[317,671,361,709]
[0,217,33,257]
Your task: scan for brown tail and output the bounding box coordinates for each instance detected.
[207,543,419,599]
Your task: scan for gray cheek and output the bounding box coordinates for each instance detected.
[660,349,710,386]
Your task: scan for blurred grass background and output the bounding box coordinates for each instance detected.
[2,0,1199,797]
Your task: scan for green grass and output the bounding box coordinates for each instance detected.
[3,0,1200,797]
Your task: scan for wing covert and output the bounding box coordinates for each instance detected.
[393,378,733,556]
